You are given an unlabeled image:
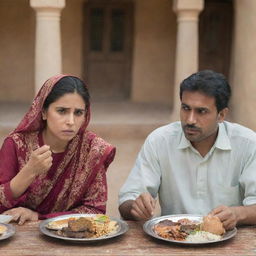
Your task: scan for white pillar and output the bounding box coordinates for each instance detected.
[30,0,65,93]
[172,0,204,120]
[230,0,256,130]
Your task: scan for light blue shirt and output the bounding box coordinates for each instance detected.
[118,121,256,215]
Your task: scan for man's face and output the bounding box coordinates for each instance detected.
[180,91,227,145]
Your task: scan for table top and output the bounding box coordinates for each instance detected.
[0,221,256,256]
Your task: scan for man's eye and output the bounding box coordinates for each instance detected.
[182,105,190,111]
[198,109,207,114]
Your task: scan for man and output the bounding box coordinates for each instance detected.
[118,70,256,230]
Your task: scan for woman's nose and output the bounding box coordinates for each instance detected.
[66,113,74,125]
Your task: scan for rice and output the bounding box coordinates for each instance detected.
[186,231,222,243]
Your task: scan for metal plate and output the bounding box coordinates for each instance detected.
[0,223,15,241]
[0,215,13,224]
[39,214,129,242]
[143,214,237,245]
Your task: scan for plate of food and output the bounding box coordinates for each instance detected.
[0,214,13,224]
[0,223,15,241]
[39,213,129,242]
[143,214,237,245]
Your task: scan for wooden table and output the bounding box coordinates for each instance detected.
[0,221,256,256]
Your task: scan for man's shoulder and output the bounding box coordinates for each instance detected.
[223,121,256,142]
[147,122,182,141]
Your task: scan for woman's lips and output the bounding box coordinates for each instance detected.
[61,130,75,135]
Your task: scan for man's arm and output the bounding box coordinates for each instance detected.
[211,204,256,230]
[119,193,156,220]
[119,200,135,220]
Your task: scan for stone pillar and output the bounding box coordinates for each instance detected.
[30,0,65,93]
[230,0,256,130]
[172,0,204,120]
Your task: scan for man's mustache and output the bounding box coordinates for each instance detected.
[184,124,200,130]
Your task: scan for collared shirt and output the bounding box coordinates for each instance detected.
[118,121,256,215]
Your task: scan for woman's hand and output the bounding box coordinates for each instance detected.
[3,207,38,225]
[26,145,53,177]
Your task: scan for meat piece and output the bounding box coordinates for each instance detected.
[68,217,94,232]
[157,219,179,227]
[180,224,200,234]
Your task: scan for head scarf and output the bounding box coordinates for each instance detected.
[13,74,91,134]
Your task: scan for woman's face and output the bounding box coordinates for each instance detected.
[42,92,86,144]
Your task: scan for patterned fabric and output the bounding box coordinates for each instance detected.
[0,75,115,219]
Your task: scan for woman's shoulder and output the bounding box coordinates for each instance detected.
[83,131,115,151]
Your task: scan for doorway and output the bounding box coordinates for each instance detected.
[199,0,233,78]
[83,0,134,101]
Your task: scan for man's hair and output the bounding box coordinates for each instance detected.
[179,70,231,112]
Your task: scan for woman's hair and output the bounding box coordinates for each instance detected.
[43,76,90,110]
[179,70,231,112]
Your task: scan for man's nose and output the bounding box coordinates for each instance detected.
[187,111,196,124]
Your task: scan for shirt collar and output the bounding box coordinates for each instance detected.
[178,122,231,151]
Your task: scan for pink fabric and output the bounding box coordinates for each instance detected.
[0,75,115,219]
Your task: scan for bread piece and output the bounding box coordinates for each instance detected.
[200,215,225,235]
[47,217,75,230]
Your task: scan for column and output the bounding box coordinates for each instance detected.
[172,0,204,120]
[30,0,65,93]
[229,0,256,130]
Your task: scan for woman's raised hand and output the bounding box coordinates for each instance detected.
[26,145,53,176]
[10,145,53,199]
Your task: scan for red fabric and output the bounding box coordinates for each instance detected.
[0,75,115,219]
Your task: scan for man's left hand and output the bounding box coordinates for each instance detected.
[209,205,238,230]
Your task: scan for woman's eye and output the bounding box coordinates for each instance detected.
[57,108,66,114]
[74,110,84,116]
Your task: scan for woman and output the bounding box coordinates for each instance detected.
[0,75,116,224]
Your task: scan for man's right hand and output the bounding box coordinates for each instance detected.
[130,192,156,220]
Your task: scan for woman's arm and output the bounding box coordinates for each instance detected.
[0,138,52,211]
[10,145,52,198]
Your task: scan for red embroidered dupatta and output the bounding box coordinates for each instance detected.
[0,75,115,219]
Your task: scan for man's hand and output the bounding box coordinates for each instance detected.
[209,205,238,230]
[3,207,38,225]
[130,192,156,220]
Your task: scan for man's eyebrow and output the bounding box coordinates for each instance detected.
[195,107,209,111]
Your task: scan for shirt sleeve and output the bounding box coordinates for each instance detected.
[118,135,161,205]
[239,142,256,206]
[0,137,25,211]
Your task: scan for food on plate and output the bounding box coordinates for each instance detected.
[154,216,225,242]
[46,217,76,230]
[200,215,225,235]
[0,225,7,235]
[186,231,222,242]
[47,215,118,239]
